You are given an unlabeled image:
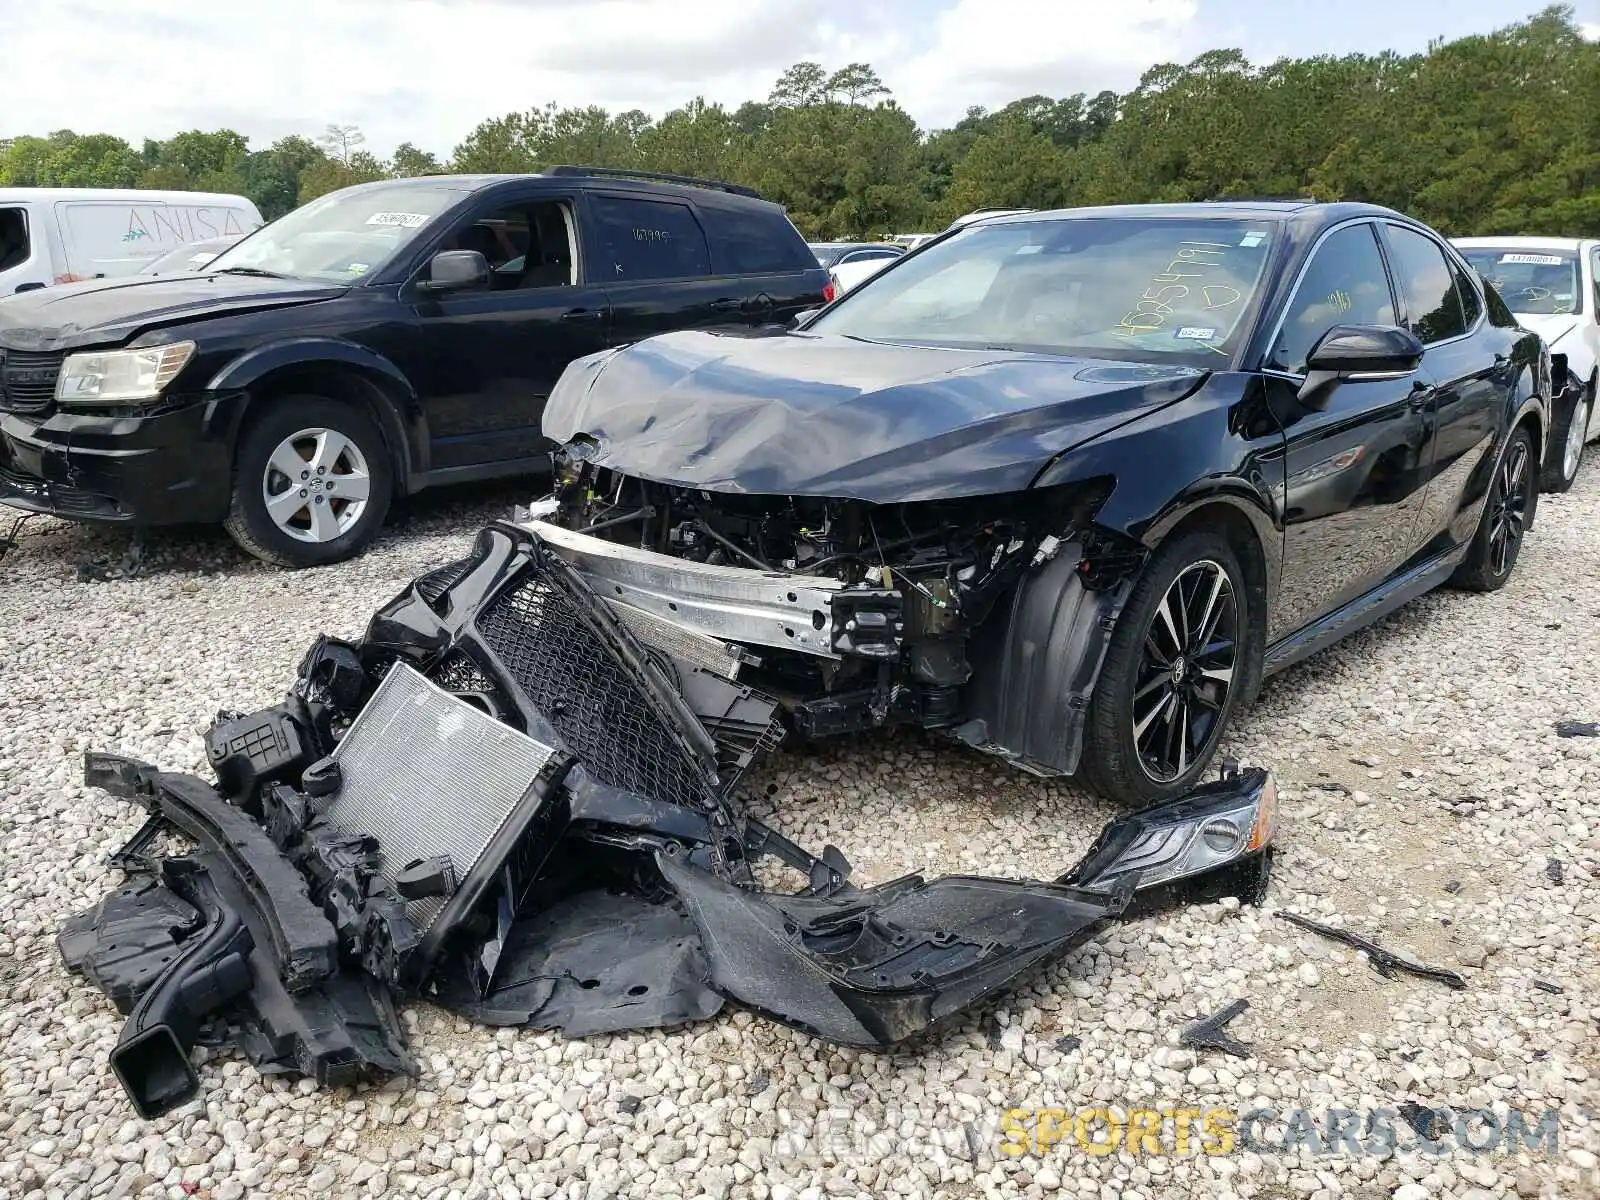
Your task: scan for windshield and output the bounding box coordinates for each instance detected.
[1459,248,1582,316]
[206,184,466,284]
[807,216,1278,365]
[142,237,237,274]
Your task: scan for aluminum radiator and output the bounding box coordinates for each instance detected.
[327,663,558,931]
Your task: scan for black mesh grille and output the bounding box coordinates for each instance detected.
[431,652,498,695]
[0,350,64,414]
[477,572,715,811]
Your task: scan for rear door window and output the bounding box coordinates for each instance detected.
[1385,224,1466,344]
[712,207,816,274]
[588,195,710,281]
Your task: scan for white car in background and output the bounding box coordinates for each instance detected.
[827,254,899,296]
[1455,236,1599,491]
[829,211,1038,297]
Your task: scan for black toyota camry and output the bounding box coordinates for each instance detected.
[527,201,1547,805]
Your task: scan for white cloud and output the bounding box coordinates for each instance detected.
[0,0,1200,157]
[888,0,1198,119]
[1581,22,1600,41]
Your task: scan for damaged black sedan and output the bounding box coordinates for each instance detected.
[534,201,1549,804]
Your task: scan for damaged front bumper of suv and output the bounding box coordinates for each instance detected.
[62,523,1276,1118]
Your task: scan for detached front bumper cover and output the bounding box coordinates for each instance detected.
[61,523,1276,1116]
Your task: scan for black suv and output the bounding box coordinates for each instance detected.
[0,168,828,565]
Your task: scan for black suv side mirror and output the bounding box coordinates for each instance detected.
[1297,324,1424,408]
[420,250,490,294]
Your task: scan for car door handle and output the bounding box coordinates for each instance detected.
[561,308,605,322]
[709,298,742,312]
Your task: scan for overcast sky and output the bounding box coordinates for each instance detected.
[7,0,1598,158]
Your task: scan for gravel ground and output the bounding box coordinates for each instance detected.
[1,472,1596,1200]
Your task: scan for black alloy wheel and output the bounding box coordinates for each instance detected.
[1486,435,1532,577]
[1452,423,1536,593]
[1130,559,1240,783]
[1079,528,1252,807]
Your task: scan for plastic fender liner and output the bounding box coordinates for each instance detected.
[83,753,337,990]
[957,540,1131,776]
[655,849,1133,1048]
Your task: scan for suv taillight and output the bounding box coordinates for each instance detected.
[823,281,836,303]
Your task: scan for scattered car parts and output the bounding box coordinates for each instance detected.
[1180,997,1254,1059]
[1275,911,1467,990]
[61,523,1278,1116]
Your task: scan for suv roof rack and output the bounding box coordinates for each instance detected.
[543,165,762,200]
[1205,195,1319,204]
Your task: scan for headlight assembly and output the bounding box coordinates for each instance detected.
[56,342,196,405]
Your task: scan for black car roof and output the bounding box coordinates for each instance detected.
[337,171,781,211]
[976,200,1421,234]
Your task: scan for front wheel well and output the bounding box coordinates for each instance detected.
[1516,409,1544,475]
[239,364,414,492]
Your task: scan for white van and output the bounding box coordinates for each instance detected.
[0,188,263,295]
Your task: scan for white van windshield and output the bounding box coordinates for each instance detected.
[208,185,467,284]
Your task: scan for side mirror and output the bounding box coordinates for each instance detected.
[788,308,820,330]
[419,250,489,295]
[1297,324,1424,408]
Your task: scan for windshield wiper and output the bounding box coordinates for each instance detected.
[213,266,291,280]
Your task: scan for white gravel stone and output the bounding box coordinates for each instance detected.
[4,474,1600,1199]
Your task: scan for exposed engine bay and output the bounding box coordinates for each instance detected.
[61,522,1275,1119]
[538,447,1144,765]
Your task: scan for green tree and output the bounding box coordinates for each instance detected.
[770,62,829,108]
[391,142,445,177]
[939,115,1072,221]
[241,136,327,219]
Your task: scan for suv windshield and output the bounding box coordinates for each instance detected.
[1458,248,1582,315]
[207,184,467,284]
[807,216,1278,365]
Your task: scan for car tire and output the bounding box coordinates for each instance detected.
[1451,423,1535,593]
[223,394,394,568]
[1078,528,1253,807]
[1539,379,1590,493]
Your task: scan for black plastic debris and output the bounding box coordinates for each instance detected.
[1555,720,1600,738]
[1276,912,1467,990]
[1546,857,1565,886]
[1180,998,1253,1059]
[1398,1101,1449,1141]
[1533,979,1564,995]
[1055,1035,1082,1055]
[59,523,1281,1116]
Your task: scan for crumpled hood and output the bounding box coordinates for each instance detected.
[543,330,1208,502]
[0,273,347,352]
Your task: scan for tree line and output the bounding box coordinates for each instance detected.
[2,7,1595,239]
